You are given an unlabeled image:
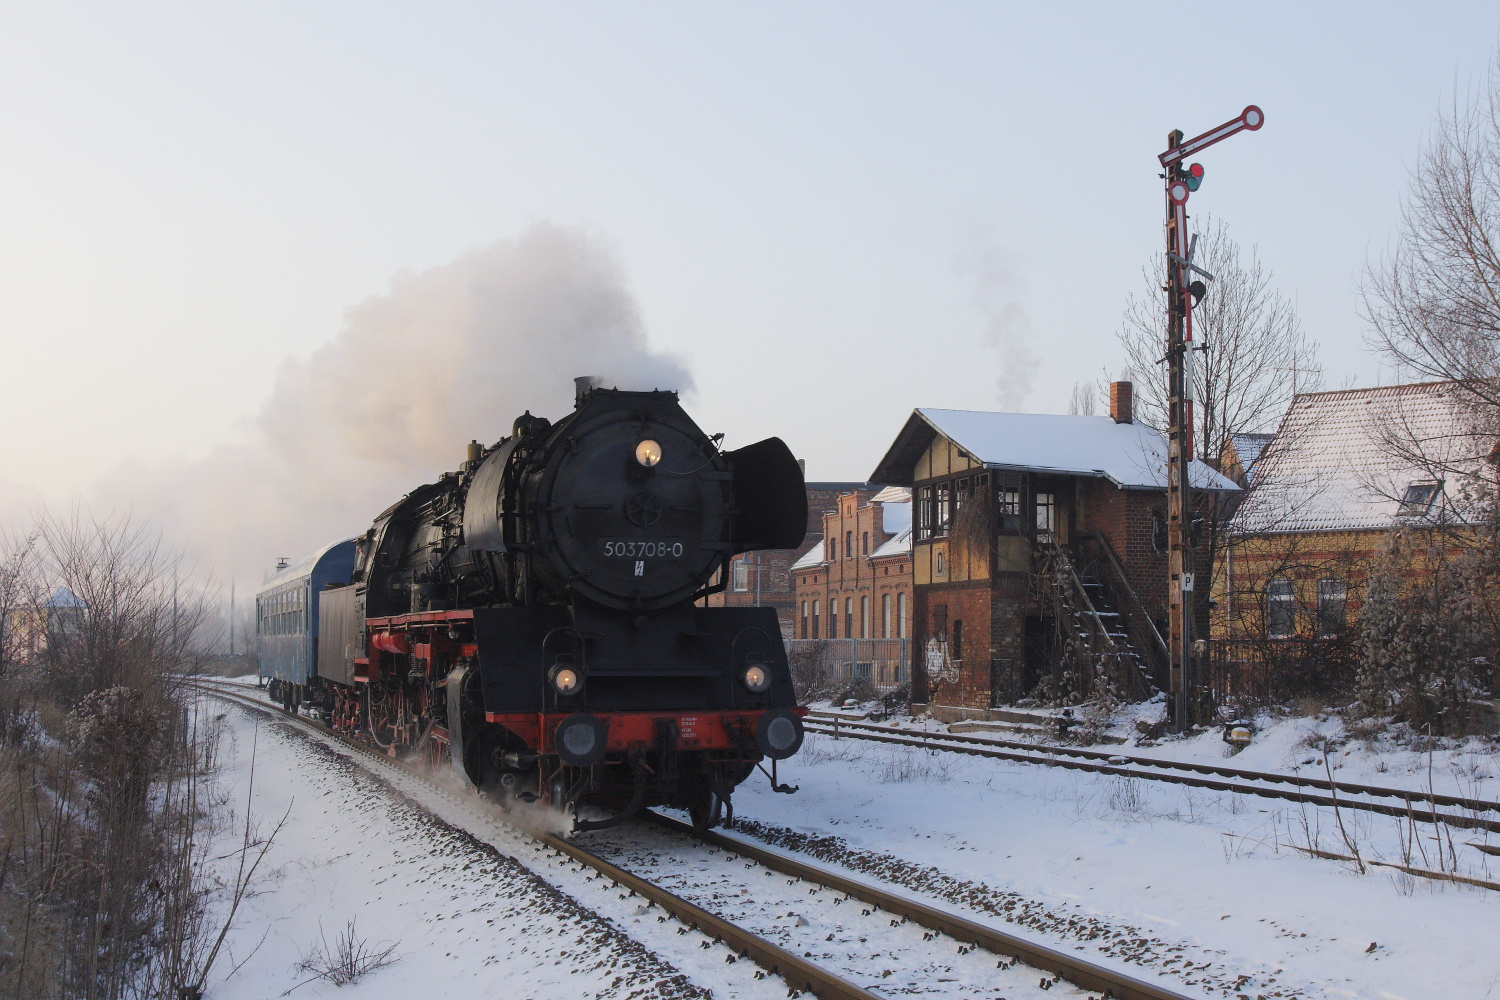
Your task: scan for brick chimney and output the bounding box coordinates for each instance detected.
[1109,381,1134,424]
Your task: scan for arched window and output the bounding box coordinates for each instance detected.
[897,593,908,638]
[862,531,869,555]
[860,595,869,638]
[845,530,853,559]
[882,594,891,638]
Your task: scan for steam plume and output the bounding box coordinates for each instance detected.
[91,224,691,585]
[960,236,1038,410]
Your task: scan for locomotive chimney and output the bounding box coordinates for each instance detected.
[466,439,482,464]
[574,375,601,406]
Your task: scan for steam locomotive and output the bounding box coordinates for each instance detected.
[257,378,808,830]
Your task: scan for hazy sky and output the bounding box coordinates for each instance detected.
[3,3,1498,509]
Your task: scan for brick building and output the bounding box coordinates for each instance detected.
[1217,382,1490,645]
[790,486,914,691]
[868,383,1239,721]
[791,486,913,640]
[706,479,866,638]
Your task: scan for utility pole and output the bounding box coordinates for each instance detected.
[229,579,235,657]
[1157,105,1263,731]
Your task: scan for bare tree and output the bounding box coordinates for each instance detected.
[1365,53,1500,409]
[1118,217,1322,465]
[1066,381,1096,416]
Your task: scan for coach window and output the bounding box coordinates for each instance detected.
[1267,579,1295,639]
[1317,578,1346,639]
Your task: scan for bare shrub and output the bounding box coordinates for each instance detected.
[788,639,834,703]
[0,512,247,999]
[292,920,400,988]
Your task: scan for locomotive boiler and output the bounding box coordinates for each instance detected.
[268,378,809,830]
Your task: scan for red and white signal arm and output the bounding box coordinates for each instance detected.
[1160,104,1266,166]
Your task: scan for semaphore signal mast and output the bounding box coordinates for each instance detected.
[1157,105,1263,731]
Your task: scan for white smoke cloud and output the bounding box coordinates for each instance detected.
[90,223,691,586]
[958,235,1038,411]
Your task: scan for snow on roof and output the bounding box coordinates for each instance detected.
[873,409,1239,492]
[1228,432,1275,481]
[870,485,911,504]
[44,587,85,609]
[790,539,827,571]
[878,500,912,537]
[871,523,912,559]
[1231,382,1492,534]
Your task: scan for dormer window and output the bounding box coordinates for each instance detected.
[1397,482,1442,517]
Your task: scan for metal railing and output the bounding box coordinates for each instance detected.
[1034,538,1152,701]
[1076,531,1168,691]
[787,637,911,697]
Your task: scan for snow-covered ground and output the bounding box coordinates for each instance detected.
[202,681,1499,999]
[731,728,1500,1000]
[199,701,789,999]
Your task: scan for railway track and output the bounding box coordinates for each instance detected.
[187,678,1199,1000]
[803,713,1500,835]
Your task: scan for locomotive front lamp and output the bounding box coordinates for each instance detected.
[634,439,662,467]
[740,663,771,694]
[549,661,583,697]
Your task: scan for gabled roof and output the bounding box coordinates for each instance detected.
[870,408,1240,492]
[1231,381,1491,534]
[44,587,85,610]
[790,541,827,571]
[871,523,913,559]
[1227,432,1275,482]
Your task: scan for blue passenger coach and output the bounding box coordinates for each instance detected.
[256,539,356,701]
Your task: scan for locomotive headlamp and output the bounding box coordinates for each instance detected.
[554,713,609,767]
[753,708,805,760]
[634,439,662,467]
[740,663,771,694]
[549,660,583,697]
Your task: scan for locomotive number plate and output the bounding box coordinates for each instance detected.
[599,539,685,558]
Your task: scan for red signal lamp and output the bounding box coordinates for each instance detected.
[1185,162,1205,191]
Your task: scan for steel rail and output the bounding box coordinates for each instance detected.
[803,720,1500,835]
[646,811,1196,1000]
[807,713,1500,814]
[808,712,1500,811]
[186,681,880,1000]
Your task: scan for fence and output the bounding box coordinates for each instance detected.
[1207,637,1358,706]
[787,638,911,698]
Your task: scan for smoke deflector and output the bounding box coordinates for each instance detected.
[726,437,807,552]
